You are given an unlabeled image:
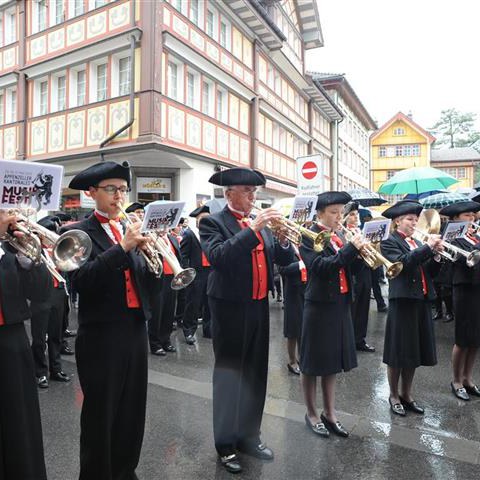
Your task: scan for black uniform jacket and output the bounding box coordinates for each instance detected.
[62,215,158,325]
[381,231,440,301]
[300,224,359,303]
[199,206,294,301]
[180,228,204,269]
[451,238,480,286]
[279,260,304,286]
[0,243,52,325]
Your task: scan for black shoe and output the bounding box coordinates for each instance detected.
[399,396,424,414]
[443,313,454,323]
[305,414,329,437]
[38,376,49,389]
[463,384,480,397]
[451,382,470,401]
[219,454,242,474]
[276,296,282,302]
[185,335,196,345]
[287,363,301,375]
[152,348,166,356]
[63,329,77,338]
[163,344,177,353]
[237,442,274,460]
[377,305,388,313]
[356,343,375,353]
[50,371,71,382]
[389,398,406,416]
[320,414,349,437]
[432,311,443,321]
[61,345,75,355]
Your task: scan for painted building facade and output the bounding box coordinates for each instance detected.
[0,0,343,215]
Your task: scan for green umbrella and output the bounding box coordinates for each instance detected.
[378,167,458,195]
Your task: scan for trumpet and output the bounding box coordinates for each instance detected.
[340,225,403,279]
[1,209,92,280]
[119,205,196,289]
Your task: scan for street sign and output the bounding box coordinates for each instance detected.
[296,154,325,195]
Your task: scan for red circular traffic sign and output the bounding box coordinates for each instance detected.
[302,161,318,180]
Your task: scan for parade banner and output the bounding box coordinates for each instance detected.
[141,200,185,232]
[363,219,391,242]
[0,159,63,210]
[290,195,317,223]
[442,221,469,242]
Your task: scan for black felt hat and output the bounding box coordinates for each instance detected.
[208,167,266,186]
[125,202,144,214]
[55,212,72,222]
[382,200,423,219]
[439,201,480,218]
[69,161,131,190]
[189,205,210,217]
[37,215,61,232]
[316,191,352,210]
[343,201,360,216]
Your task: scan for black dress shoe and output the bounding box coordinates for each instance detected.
[356,343,375,353]
[389,398,406,416]
[463,384,480,397]
[50,371,71,382]
[399,396,424,414]
[287,363,301,375]
[185,335,196,345]
[305,414,329,437]
[63,329,77,338]
[163,344,177,353]
[377,305,388,313]
[152,348,166,356]
[237,442,274,460]
[443,313,454,323]
[38,376,49,389]
[219,454,242,474]
[432,311,443,321]
[451,382,469,401]
[320,414,349,437]
[61,345,75,355]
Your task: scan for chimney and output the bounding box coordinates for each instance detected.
[407,110,413,119]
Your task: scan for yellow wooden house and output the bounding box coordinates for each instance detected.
[370,112,436,203]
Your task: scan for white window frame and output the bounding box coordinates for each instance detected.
[33,77,49,116]
[5,87,16,123]
[0,17,3,48]
[171,0,188,16]
[185,68,200,110]
[89,57,108,103]
[206,3,218,41]
[167,57,183,103]
[219,16,231,50]
[202,78,214,117]
[69,65,87,108]
[69,0,86,19]
[189,0,203,28]
[51,72,67,112]
[4,7,16,45]
[32,0,48,34]
[111,52,131,98]
[216,86,227,123]
[0,92,4,125]
[50,0,65,26]
[89,0,107,10]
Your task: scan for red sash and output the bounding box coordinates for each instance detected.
[330,233,349,294]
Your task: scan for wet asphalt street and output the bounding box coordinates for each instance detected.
[37,290,480,480]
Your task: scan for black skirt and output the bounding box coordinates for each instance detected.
[453,284,480,347]
[383,298,437,368]
[299,296,357,377]
[283,279,305,339]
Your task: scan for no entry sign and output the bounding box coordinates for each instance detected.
[296,154,325,195]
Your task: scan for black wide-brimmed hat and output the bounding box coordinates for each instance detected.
[343,201,360,216]
[189,205,210,217]
[316,191,352,210]
[208,167,266,186]
[382,200,423,219]
[440,201,480,218]
[125,202,144,214]
[37,215,61,232]
[55,212,72,222]
[69,161,131,190]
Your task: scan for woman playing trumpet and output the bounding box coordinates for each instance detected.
[300,191,366,438]
[439,201,480,401]
[380,200,444,416]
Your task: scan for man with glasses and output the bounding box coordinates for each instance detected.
[64,161,159,480]
[200,167,294,473]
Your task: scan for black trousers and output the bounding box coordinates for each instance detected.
[31,288,66,377]
[209,297,269,455]
[182,268,210,338]
[0,323,47,480]
[148,275,176,351]
[352,268,372,345]
[75,314,147,480]
[371,266,387,309]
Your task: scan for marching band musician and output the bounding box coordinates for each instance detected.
[200,167,294,474]
[439,201,480,401]
[64,161,159,480]
[300,191,365,438]
[343,201,376,353]
[380,200,443,417]
[0,209,52,480]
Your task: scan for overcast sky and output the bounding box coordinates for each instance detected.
[306,0,479,131]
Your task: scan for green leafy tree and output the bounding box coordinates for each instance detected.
[430,109,480,148]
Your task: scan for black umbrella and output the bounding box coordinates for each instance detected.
[347,188,387,207]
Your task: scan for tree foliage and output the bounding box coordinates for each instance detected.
[429,109,480,149]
